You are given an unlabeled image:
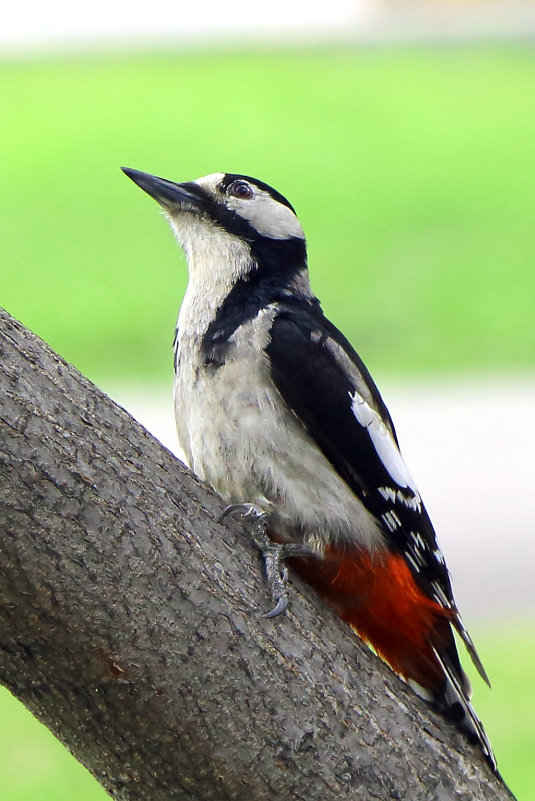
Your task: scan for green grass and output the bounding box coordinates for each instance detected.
[1,45,535,385]
[464,622,535,799]
[0,688,107,801]
[0,622,532,799]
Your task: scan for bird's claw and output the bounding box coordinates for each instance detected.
[263,595,288,619]
[221,502,266,523]
[259,540,290,619]
[222,503,287,616]
[221,502,316,618]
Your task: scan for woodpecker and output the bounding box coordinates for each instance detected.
[122,166,497,771]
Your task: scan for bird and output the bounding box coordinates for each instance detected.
[122,166,497,772]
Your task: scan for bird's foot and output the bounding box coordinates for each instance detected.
[221,503,315,618]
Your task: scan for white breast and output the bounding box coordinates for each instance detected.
[174,305,385,555]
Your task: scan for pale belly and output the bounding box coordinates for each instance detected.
[174,354,384,553]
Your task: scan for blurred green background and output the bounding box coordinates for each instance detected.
[2,46,535,385]
[1,44,534,800]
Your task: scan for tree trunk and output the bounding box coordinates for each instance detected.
[0,307,513,800]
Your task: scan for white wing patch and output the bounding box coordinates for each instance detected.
[350,390,419,494]
[378,485,421,511]
[382,510,402,533]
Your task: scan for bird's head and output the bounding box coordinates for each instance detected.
[122,168,305,274]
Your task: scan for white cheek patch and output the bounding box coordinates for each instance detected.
[350,390,419,494]
[227,189,305,240]
[191,174,304,240]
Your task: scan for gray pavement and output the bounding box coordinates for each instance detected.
[108,375,535,624]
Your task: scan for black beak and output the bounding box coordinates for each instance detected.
[121,167,204,210]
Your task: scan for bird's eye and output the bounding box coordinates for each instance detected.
[228,181,254,200]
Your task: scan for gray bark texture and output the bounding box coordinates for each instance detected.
[0,307,514,801]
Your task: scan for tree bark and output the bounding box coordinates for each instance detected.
[0,307,513,801]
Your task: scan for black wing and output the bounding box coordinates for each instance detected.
[267,299,489,682]
[267,299,455,611]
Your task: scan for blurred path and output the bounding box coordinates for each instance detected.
[2,1,535,54]
[108,375,535,625]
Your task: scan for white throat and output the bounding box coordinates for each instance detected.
[169,212,253,339]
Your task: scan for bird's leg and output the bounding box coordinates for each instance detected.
[221,503,316,618]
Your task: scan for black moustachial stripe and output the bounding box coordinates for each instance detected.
[200,237,310,367]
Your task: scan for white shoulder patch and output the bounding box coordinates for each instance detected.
[350,390,419,493]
